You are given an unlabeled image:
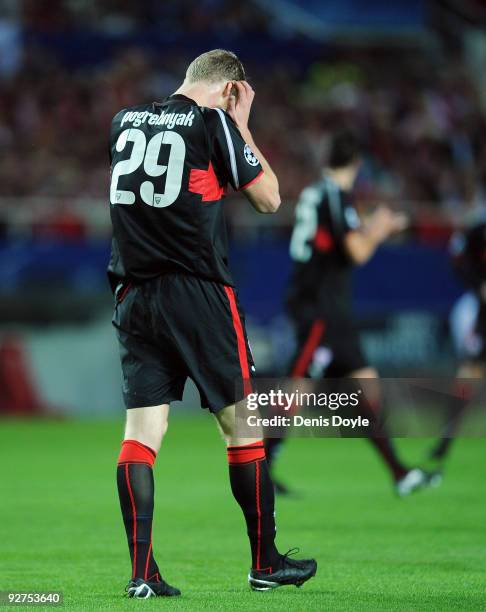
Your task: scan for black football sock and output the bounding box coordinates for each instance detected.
[358,396,408,481]
[366,435,408,480]
[264,437,285,470]
[227,441,280,573]
[430,380,471,460]
[117,439,161,582]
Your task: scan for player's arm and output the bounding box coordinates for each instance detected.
[238,128,280,214]
[344,206,408,265]
[228,81,280,214]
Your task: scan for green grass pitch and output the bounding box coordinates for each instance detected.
[1,415,485,611]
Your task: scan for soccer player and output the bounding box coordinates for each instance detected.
[266,129,434,497]
[427,218,486,464]
[108,49,317,598]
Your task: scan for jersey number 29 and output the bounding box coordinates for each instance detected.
[110,128,186,207]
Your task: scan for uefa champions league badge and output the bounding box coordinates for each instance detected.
[244,144,260,166]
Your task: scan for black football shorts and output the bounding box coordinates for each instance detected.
[289,313,367,378]
[112,273,255,412]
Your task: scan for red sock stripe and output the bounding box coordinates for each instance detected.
[255,460,262,569]
[144,538,152,581]
[227,441,265,465]
[118,439,156,467]
[291,319,325,377]
[224,286,252,393]
[125,464,137,580]
[228,442,265,450]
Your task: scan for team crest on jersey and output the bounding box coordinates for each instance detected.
[244,144,259,166]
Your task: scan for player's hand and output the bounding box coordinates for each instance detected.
[388,211,409,234]
[370,206,409,241]
[227,80,255,131]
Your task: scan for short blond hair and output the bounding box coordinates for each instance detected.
[186,49,245,84]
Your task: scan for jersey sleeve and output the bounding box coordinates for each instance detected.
[341,199,361,234]
[324,184,361,248]
[205,108,263,191]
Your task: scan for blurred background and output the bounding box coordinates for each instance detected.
[0,0,485,416]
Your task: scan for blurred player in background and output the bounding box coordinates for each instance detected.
[427,217,486,465]
[108,49,316,598]
[267,129,436,497]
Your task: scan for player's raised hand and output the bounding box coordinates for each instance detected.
[227,80,255,131]
[390,211,409,233]
[370,206,409,241]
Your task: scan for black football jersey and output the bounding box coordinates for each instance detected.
[107,95,263,291]
[286,176,361,320]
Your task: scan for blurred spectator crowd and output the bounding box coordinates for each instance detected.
[0,0,485,229]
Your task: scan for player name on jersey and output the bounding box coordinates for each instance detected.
[121,109,195,129]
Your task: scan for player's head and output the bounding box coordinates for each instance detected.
[327,128,362,175]
[184,49,245,110]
